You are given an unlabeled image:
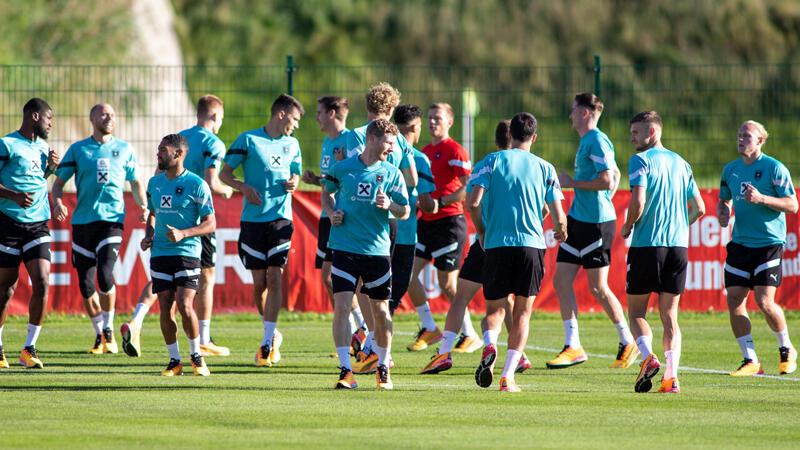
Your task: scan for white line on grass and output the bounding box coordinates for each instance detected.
[394,330,800,382]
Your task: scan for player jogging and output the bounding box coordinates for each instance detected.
[719,120,798,376]
[622,111,705,394]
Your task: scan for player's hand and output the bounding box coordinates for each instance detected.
[11,191,34,208]
[165,224,185,242]
[333,146,345,162]
[330,210,344,226]
[557,170,573,189]
[717,202,731,227]
[283,176,299,193]
[140,235,153,250]
[375,187,391,210]
[620,223,633,239]
[137,207,148,224]
[301,170,320,186]
[240,184,263,205]
[743,183,764,205]
[554,225,567,242]
[54,200,68,222]
[221,186,234,200]
[47,148,61,170]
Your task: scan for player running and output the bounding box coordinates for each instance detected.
[220,94,304,367]
[52,103,147,355]
[622,111,705,394]
[142,134,216,376]
[0,98,60,369]
[469,113,568,392]
[322,118,409,389]
[407,103,477,352]
[719,120,798,376]
[550,93,635,369]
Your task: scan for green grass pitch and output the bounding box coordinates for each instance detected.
[1,311,799,449]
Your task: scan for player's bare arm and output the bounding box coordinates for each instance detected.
[50,176,69,221]
[621,185,646,238]
[688,194,706,225]
[220,163,262,205]
[743,184,799,214]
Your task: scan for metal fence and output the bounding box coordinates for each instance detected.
[2,58,799,188]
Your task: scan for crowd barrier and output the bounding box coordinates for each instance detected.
[6,190,799,315]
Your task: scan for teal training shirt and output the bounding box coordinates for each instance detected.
[56,136,138,225]
[472,149,564,250]
[396,149,435,245]
[628,146,699,248]
[224,128,302,223]
[319,129,350,218]
[147,170,214,258]
[466,154,493,225]
[719,153,795,247]
[322,154,409,256]
[0,131,51,223]
[346,123,415,171]
[569,128,617,223]
[180,125,225,180]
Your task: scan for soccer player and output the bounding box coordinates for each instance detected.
[468,112,567,392]
[719,120,798,376]
[0,98,59,369]
[622,111,705,394]
[301,96,367,340]
[52,103,147,355]
[407,102,476,352]
[421,120,534,374]
[322,118,410,390]
[344,82,417,371]
[549,93,635,369]
[142,133,215,376]
[390,104,437,315]
[220,93,303,367]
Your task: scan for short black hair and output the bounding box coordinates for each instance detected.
[161,133,188,151]
[495,120,512,150]
[510,113,537,142]
[393,104,423,126]
[317,96,349,121]
[23,98,51,116]
[574,92,604,113]
[630,110,662,128]
[271,93,305,116]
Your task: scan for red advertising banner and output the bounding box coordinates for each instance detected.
[6,189,799,315]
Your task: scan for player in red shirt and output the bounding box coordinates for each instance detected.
[406,103,477,351]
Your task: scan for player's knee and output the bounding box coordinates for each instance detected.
[77,267,97,299]
[31,273,49,298]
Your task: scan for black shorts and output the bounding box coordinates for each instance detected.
[0,211,51,268]
[483,246,545,300]
[315,217,332,269]
[150,256,201,293]
[201,233,216,268]
[331,250,392,300]
[459,240,485,284]
[238,219,293,269]
[724,241,783,289]
[626,246,688,295]
[415,215,467,271]
[71,221,124,270]
[390,244,416,302]
[556,217,615,268]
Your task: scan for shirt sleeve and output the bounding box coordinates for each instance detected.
[628,154,648,188]
[772,162,795,197]
[388,169,409,206]
[146,179,155,210]
[55,145,76,181]
[465,159,484,194]
[545,163,565,203]
[346,130,364,157]
[398,137,415,170]
[290,141,302,176]
[321,164,339,194]
[719,164,732,201]
[589,137,615,173]
[416,158,436,195]
[471,154,494,191]
[448,142,472,178]
[685,163,700,198]
[223,134,248,169]
[125,145,138,182]
[195,180,215,217]
[205,138,226,171]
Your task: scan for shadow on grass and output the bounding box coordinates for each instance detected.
[0,384,367,393]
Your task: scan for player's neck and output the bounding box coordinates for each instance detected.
[359,150,380,167]
[326,123,345,140]
[196,119,215,133]
[741,149,761,165]
[18,123,37,141]
[264,121,283,139]
[366,113,385,123]
[165,163,185,180]
[401,132,417,146]
[92,132,113,144]
[512,139,531,151]
[577,122,596,138]
[431,133,449,145]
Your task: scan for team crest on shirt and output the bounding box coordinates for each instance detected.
[435,152,442,160]
[322,155,330,169]
[160,195,173,208]
[283,146,290,153]
[112,150,120,157]
[175,186,184,195]
[755,170,762,179]
[376,175,384,183]
[357,182,372,197]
